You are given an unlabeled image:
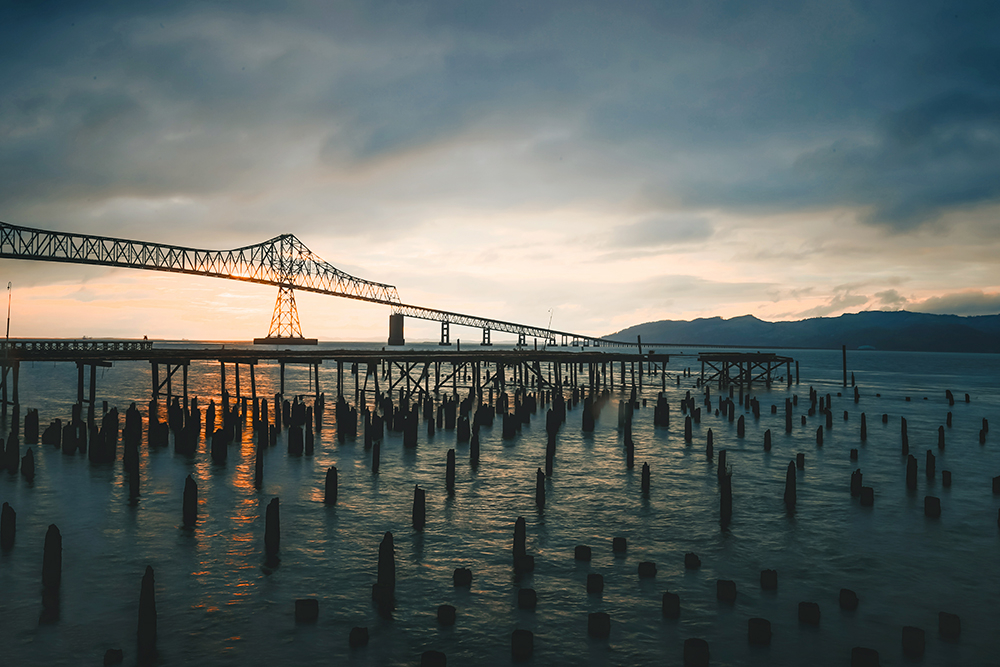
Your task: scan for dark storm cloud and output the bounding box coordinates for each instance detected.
[1,0,998,236]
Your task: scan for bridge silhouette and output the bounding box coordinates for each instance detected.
[0,221,636,348]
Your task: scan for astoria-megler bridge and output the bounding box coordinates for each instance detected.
[0,221,639,348]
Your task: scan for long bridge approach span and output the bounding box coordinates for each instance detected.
[0,221,641,348]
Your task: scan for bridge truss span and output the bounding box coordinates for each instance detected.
[0,222,400,305]
[0,220,643,348]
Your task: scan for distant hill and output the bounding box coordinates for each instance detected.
[607,311,1000,353]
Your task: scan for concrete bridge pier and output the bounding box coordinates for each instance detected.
[388,314,405,346]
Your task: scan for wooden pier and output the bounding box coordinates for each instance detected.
[0,340,683,423]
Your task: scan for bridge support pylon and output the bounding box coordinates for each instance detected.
[388,313,405,346]
[254,285,318,345]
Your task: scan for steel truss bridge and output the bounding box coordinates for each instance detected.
[0,221,640,348]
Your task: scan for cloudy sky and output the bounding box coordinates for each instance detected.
[2,1,999,342]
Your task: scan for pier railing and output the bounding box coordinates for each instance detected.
[1,340,154,353]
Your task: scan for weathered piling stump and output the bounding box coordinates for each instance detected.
[850,448,858,460]
[784,461,796,509]
[612,536,627,553]
[859,486,874,507]
[850,468,863,497]
[717,450,727,480]
[641,462,650,493]
[513,516,533,573]
[638,561,657,578]
[850,647,880,666]
[575,545,592,561]
[287,425,303,456]
[902,626,925,658]
[446,449,456,494]
[349,626,369,648]
[706,429,714,459]
[324,467,338,504]
[926,450,936,479]
[41,419,61,446]
[137,565,157,664]
[925,495,941,518]
[588,612,611,638]
[716,579,737,603]
[0,502,15,550]
[737,415,745,438]
[295,598,319,623]
[517,588,537,610]
[534,467,545,507]
[839,588,859,611]
[763,429,771,452]
[658,591,679,618]
[42,524,62,613]
[796,452,804,470]
[437,604,456,626]
[103,648,124,665]
[816,426,823,446]
[420,650,446,667]
[684,552,701,569]
[511,628,534,661]
[798,601,820,625]
[906,455,918,490]
[587,573,604,594]
[938,425,945,450]
[413,486,426,530]
[720,471,733,526]
[182,475,197,528]
[372,531,395,609]
[939,611,961,641]
[20,447,34,482]
[453,567,472,587]
[760,569,778,590]
[748,617,771,645]
[210,429,227,464]
[683,637,710,667]
[264,498,280,567]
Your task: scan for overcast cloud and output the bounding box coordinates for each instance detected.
[2,1,999,340]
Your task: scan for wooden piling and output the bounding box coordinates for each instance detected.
[324,467,338,504]
[137,566,157,664]
[264,498,280,566]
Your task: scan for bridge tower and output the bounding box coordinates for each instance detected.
[253,286,318,345]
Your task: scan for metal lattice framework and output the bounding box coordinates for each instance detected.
[266,286,304,339]
[0,221,400,304]
[0,220,644,347]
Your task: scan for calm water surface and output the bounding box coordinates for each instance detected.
[1,344,999,666]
